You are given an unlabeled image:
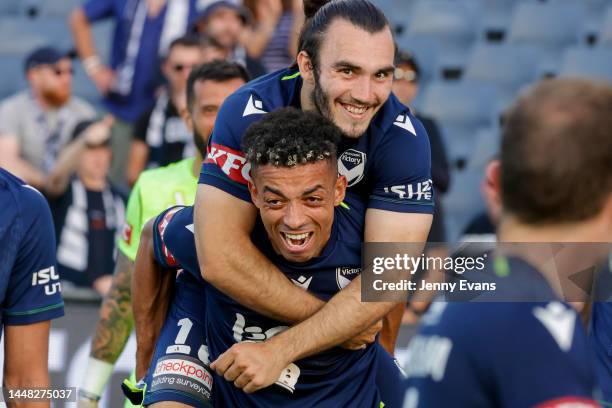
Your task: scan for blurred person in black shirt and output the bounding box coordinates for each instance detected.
[127,35,204,186]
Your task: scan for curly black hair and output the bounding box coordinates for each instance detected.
[242,107,342,170]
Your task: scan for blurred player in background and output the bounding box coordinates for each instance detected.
[0,168,65,405]
[126,35,204,186]
[402,78,611,407]
[195,0,433,360]
[77,61,248,407]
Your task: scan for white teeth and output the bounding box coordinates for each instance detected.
[285,232,309,240]
[343,104,367,115]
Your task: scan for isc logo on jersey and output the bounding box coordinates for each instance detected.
[336,266,361,289]
[157,207,184,267]
[32,266,61,295]
[338,149,366,187]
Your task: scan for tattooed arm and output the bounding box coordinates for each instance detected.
[78,252,134,403]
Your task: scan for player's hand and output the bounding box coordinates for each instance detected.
[340,320,383,350]
[211,341,288,393]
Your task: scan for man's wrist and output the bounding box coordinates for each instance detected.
[79,357,114,400]
[82,55,102,76]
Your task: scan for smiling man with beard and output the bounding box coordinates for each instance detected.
[195,0,434,360]
[0,46,96,189]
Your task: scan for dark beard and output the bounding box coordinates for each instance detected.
[193,128,208,158]
[311,71,333,122]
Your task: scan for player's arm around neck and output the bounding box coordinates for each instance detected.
[4,321,51,407]
[267,210,432,362]
[195,185,325,323]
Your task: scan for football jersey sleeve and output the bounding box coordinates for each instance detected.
[152,206,186,269]
[82,0,115,22]
[368,112,435,214]
[3,186,64,325]
[198,91,268,202]
[118,178,144,262]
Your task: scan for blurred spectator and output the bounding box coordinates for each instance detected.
[192,0,266,77]
[0,47,96,189]
[69,0,199,187]
[461,158,502,243]
[393,50,450,242]
[45,119,126,296]
[242,0,304,72]
[126,35,204,186]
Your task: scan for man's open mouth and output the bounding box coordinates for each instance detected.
[281,232,314,249]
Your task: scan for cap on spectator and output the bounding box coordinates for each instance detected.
[394,50,421,83]
[72,120,112,148]
[24,46,70,72]
[194,0,249,25]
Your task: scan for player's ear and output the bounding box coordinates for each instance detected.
[248,180,262,208]
[179,106,194,132]
[483,159,502,223]
[334,175,347,206]
[297,51,315,85]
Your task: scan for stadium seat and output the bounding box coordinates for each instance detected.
[0,56,28,100]
[551,0,609,36]
[395,36,439,83]
[20,0,83,18]
[507,2,586,74]
[462,42,539,109]
[405,0,479,70]
[421,81,498,166]
[0,17,73,55]
[467,126,501,172]
[442,168,485,243]
[0,0,19,15]
[598,6,612,47]
[558,46,612,83]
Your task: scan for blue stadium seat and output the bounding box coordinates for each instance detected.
[442,168,485,243]
[421,81,498,166]
[558,46,612,82]
[0,0,19,15]
[467,126,501,171]
[0,17,73,55]
[462,42,539,109]
[20,0,83,18]
[507,2,586,74]
[598,6,612,47]
[551,0,609,36]
[396,36,439,83]
[0,56,28,100]
[406,0,479,69]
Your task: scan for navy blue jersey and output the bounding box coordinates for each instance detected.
[590,255,612,402]
[199,68,434,216]
[402,256,599,408]
[152,198,402,407]
[0,168,64,333]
